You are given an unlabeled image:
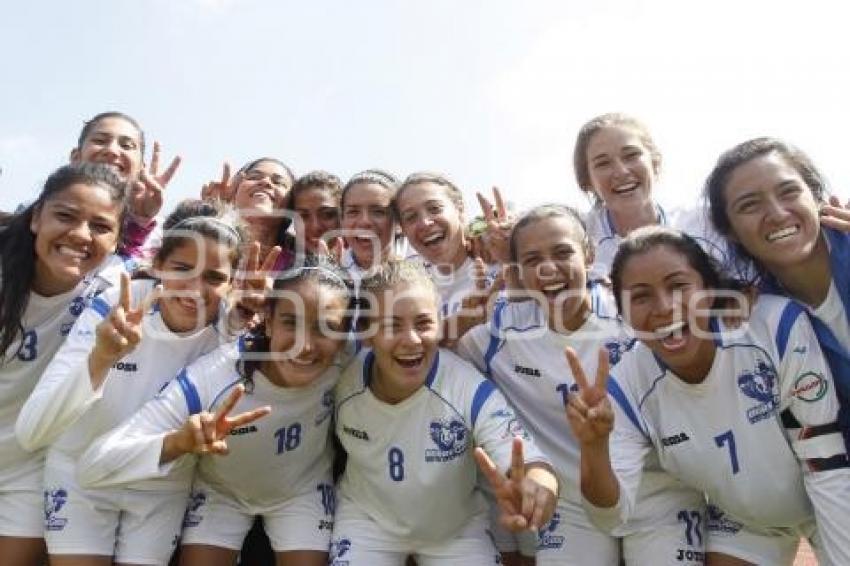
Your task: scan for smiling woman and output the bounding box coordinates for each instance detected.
[571,225,850,565]
[0,163,126,566]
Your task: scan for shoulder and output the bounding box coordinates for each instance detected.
[335,349,370,406]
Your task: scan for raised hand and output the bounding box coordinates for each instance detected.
[129,141,182,222]
[314,236,345,262]
[89,273,160,387]
[819,195,850,233]
[476,186,515,264]
[201,162,233,203]
[460,258,504,318]
[564,346,614,446]
[229,242,281,330]
[172,384,271,458]
[474,437,557,532]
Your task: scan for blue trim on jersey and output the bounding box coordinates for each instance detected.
[424,351,441,388]
[470,380,496,427]
[208,378,243,412]
[775,301,804,358]
[607,377,648,438]
[484,300,507,377]
[176,369,202,415]
[362,351,375,388]
[90,296,111,318]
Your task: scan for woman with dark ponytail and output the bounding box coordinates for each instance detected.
[0,162,126,566]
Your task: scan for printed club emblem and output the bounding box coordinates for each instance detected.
[330,538,352,565]
[425,418,468,462]
[182,491,207,527]
[537,512,565,549]
[44,488,69,531]
[737,359,779,424]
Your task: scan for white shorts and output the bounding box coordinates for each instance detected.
[535,498,619,566]
[43,465,186,565]
[705,504,810,565]
[0,488,43,538]
[330,495,500,566]
[623,506,705,566]
[181,479,334,552]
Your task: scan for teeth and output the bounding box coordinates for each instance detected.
[289,358,316,366]
[613,182,638,193]
[57,245,88,259]
[766,226,799,241]
[422,233,443,244]
[542,283,566,292]
[655,321,685,337]
[396,354,423,361]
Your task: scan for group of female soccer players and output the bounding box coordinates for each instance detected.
[2,109,850,566]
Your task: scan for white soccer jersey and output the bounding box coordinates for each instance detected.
[599,295,850,563]
[0,255,124,492]
[458,300,702,534]
[78,342,347,507]
[419,256,497,318]
[16,278,229,490]
[811,281,850,349]
[585,203,734,282]
[335,348,550,543]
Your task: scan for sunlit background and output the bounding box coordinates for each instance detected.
[2,0,848,215]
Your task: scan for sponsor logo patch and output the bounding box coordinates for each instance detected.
[792,372,827,402]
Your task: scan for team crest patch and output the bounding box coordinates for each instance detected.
[183,491,207,527]
[425,418,468,462]
[44,488,68,531]
[330,538,352,565]
[737,359,779,423]
[69,296,86,316]
[537,512,565,549]
[315,389,334,425]
[705,504,743,536]
[792,372,827,402]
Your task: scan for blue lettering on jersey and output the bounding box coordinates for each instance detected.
[183,491,207,528]
[737,359,779,424]
[44,488,69,531]
[425,418,468,462]
[537,512,565,549]
[315,389,334,426]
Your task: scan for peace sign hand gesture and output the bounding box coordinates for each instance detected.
[228,242,281,331]
[130,141,182,223]
[201,162,233,203]
[162,384,271,463]
[475,437,558,532]
[564,347,614,447]
[89,273,161,388]
[476,187,515,264]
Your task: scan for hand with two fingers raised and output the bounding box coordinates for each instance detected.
[88,273,161,389]
[564,346,621,508]
[475,437,558,533]
[129,141,181,223]
[228,241,281,332]
[564,346,614,447]
[161,384,271,464]
[476,187,515,264]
